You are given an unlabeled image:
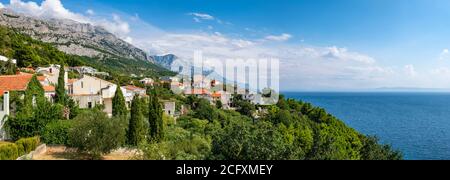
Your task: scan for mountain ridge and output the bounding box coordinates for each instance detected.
[0,8,157,64]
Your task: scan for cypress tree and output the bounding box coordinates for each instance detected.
[148,87,164,142]
[55,64,66,105]
[127,95,146,146]
[20,75,45,118]
[112,85,127,117]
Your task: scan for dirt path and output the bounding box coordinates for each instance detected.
[33,146,138,160]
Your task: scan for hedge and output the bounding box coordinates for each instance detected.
[15,136,40,156]
[41,120,73,145]
[0,143,19,160]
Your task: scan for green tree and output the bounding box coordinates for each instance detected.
[215,100,223,109]
[67,98,79,119]
[68,109,126,159]
[20,75,45,118]
[127,95,147,146]
[193,98,217,122]
[148,88,164,142]
[112,85,127,117]
[55,64,67,105]
[360,136,403,160]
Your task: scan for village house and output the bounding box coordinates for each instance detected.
[0,73,35,140]
[70,66,109,77]
[70,66,97,75]
[68,75,145,116]
[139,77,155,86]
[0,91,9,140]
[160,76,173,84]
[68,75,118,116]
[121,85,147,108]
[36,64,68,86]
[162,101,176,117]
[0,55,17,64]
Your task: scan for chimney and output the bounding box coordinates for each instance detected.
[3,91,9,115]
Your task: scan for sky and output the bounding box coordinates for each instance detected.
[2,0,450,91]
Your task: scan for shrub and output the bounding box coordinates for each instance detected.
[0,143,19,160]
[15,136,40,156]
[68,109,126,159]
[41,121,73,145]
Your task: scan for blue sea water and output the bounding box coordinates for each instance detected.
[284,92,450,160]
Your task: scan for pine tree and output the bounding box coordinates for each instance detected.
[112,84,127,117]
[148,87,164,142]
[55,64,66,105]
[127,95,146,146]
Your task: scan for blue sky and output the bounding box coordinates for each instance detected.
[3,0,450,91]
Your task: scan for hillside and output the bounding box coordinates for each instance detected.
[0,25,174,78]
[0,9,174,78]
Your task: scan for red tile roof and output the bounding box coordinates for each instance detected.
[184,89,210,95]
[37,76,46,81]
[211,92,222,98]
[68,79,78,84]
[43,85,55,92]
[0,73,33,96]
[123,85,145,91]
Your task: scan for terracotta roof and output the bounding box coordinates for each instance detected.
[211,92,222,98]
[0,73,33,96]
[37,76,46,81]
[68,79,78,84]
[123,85,145,91]
[43,85,55,92]
[184,89,210,95]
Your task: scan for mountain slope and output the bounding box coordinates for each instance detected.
[0,24,174,80]
[0,9,175,78]
[151,54,177,70]
[0,9,152,63]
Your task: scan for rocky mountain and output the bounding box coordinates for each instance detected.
[151,54,177,69]
[0,8,154,63]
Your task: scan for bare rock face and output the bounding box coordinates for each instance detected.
[0,8,154,63]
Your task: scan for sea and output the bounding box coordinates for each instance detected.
[284,92,450,160]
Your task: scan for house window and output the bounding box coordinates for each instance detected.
[88,102,93,109]
[81,81,84,89]
[69,85,73,94]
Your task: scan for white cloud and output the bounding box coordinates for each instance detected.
[131,29,396,90]
[404,64,417,77]
[97,14,130,37]
[0,3,4,9]
[5,0,132,42]
[322,46,376,64]
[86,9,95,16]
[264,33,292,41]
[8,0,91,23]
[440,48,449,60]
[188,12,214,21]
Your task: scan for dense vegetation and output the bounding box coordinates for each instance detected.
[137,95,402,160]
